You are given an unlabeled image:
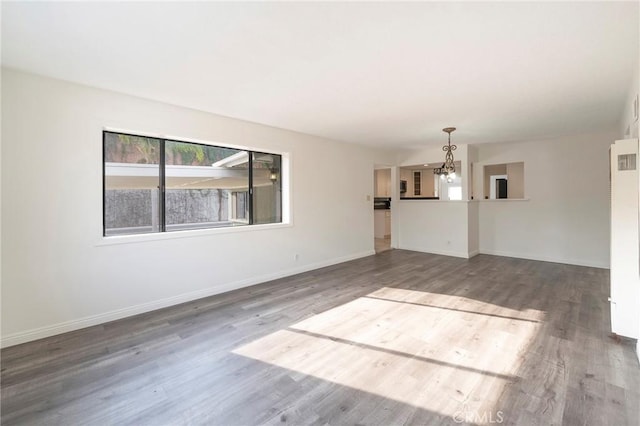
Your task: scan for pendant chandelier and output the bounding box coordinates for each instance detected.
[433,127,457,183]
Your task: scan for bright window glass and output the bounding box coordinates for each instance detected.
[104,133,161,236]
[103,132,283,236]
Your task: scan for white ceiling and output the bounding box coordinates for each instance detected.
[2,2,638,149]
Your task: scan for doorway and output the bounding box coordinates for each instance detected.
[374,167,392,253]
[489,174,508,199]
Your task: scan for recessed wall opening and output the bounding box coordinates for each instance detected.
[400,161,462,201]
[483,162,524,199]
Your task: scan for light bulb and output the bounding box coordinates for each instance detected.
[440,174,445,180]
[450,172,456,179]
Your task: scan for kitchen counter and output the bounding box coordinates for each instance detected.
[400,197,440,200]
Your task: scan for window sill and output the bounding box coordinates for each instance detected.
[96,221,292,246]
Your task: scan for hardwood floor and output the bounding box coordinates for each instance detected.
[2,250,639,425]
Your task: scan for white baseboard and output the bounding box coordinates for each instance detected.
[478,249,610,269]
[395,245,607,268]
[1,250,375,348]
[398,245,471,259]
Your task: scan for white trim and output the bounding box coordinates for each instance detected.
[0,250,375,348]
[489,174,508,199]
[101,129,294,234]
[103,126,282,156]
[398,245,471,259]
[96,222,293,246]
[396,246,607,268]
[211,151,248,167]
[478,249,609,269]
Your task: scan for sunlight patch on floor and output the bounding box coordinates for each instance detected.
[233,287,544,418]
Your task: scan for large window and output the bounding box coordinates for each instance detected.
[103,131,282,236]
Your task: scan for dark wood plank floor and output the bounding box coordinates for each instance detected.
[2,251,639,425]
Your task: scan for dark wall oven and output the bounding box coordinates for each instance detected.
[374,197,391,209]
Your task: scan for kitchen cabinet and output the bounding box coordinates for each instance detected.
[375,169,391,197]
[374,210,391,239]
[385,213,391,237]
[399,168,435,198]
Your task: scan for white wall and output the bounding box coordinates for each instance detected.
[1,69,392,347]
[467,201,479,257]
[475,131,615,268]
[620,60,639,139]
[396,201,471,258]
[394,132,614,268]
[506,162,525,199]
[395,145,473,258]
